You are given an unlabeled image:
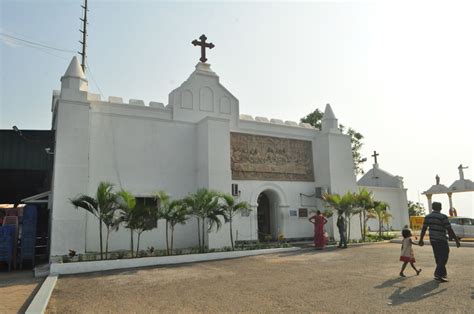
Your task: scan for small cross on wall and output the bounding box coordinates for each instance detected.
[192,34,215,63]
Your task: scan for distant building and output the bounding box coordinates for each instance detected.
[358,162,410,231]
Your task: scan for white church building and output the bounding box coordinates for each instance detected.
[357,158,410,231]
[50,51,365,257]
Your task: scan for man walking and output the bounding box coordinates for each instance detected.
[419,202,460,282]
[337,213,347,248]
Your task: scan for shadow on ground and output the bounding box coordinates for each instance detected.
[388,280,446,306]
[374,276,407,289]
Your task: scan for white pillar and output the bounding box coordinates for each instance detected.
[447,193,453,216]
[426,194,433,213]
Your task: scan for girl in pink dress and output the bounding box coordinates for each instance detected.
[309,210,328,250]
[400,228,422,277]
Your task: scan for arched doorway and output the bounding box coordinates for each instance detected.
[257,193,271,241]
[252,185,286,242]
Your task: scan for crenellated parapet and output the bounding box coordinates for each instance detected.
[239,114,316,130]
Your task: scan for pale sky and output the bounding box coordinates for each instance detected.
[1,0,472,216]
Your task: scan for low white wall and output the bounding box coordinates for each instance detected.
[50,247,301,275]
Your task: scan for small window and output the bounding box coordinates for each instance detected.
[135,197,157,228]
[461,218,472,225]
[289,209,298,217]
[298,208,308,218]
[135,197,157,208]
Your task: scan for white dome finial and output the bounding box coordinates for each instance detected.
[60,56,88,99]
[63,56,86,79]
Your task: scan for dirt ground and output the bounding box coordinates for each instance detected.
[47,243,473,313]
[0,270,43,313]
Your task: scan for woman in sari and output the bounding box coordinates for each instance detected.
[309,210,328,249]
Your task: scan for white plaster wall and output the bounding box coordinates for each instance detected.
[232,181,322,241]
[361,186,410,231]
[50,100,90,256]
[85,104,200,253]
[312,131,361,241]
[169,64,239,128]
[199,117,233,249]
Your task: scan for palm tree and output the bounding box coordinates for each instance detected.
[102,207,120,260]
[323,192,356,240]
[133,204,158,257]
[354,188,374,241]
[155,191,181,255]
[184,188,224,252]
[382,208,393,236]
[168,201,189,255]
[372,201,391,237]
[182,192,202,251]
[116,190,137,257]
[219,193,251,250]
[70,182,117,260]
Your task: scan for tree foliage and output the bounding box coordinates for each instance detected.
[354,188,375,241]
[184,188,225,252]
[323,191,356,240]
[116,190,138,257]
[301,107,365,175]
[408,201,426,216]
[372,201,392,237]
[70,182,118,260]
[155,191,189,255]
[219,193,251,250]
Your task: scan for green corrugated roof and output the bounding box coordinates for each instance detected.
[0,130,54,170]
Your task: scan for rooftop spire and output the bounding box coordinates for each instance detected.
[321,103,339,132]
[60,56,88,99]
[322,103,337,120]
[63,56,86,79]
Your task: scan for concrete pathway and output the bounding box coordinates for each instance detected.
[0,270,43,313]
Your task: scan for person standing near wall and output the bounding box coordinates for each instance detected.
[309,210,328,250]
[336,212,347,248]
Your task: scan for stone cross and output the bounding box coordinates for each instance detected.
[371,150,380,164]
[192,34,215,63]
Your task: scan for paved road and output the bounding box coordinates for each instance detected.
[0,270,43,313]
[47,243,473,313]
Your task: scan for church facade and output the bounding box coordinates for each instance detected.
[49,52,361,257]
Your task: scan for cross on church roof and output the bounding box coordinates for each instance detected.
[192,34,214,63]
[372,150,380,164]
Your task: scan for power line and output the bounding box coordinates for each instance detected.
[86,60,104,99]
[1,30,105,99]
[0,32,76,53]
[0,36,71,60]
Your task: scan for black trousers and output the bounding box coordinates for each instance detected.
[338,228,347,247]
[431,240,450,278]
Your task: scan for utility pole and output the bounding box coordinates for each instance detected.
[78,0,88,73]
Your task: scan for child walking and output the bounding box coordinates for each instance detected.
[400,228,422,277]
